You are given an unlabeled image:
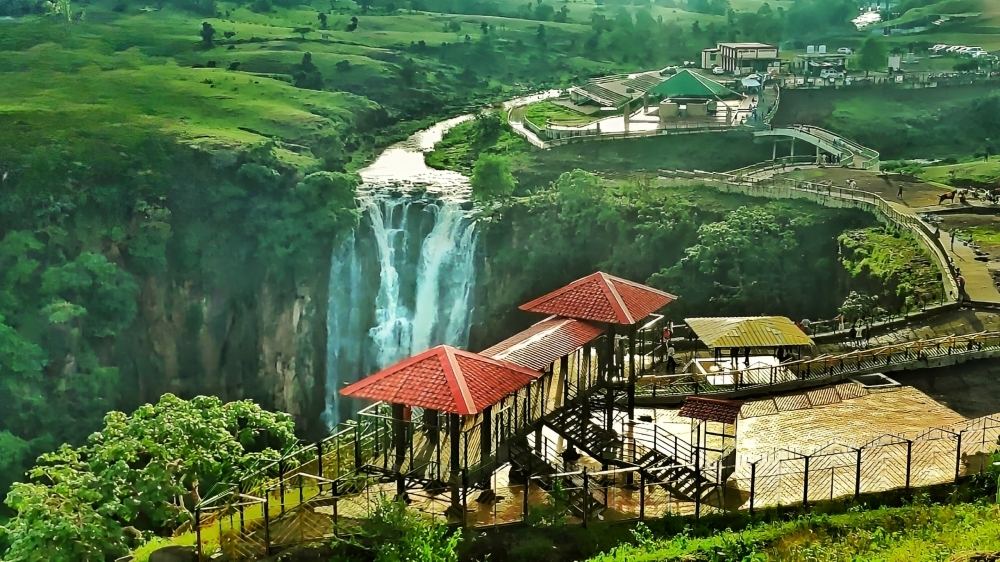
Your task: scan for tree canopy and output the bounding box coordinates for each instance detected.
[1,394,297,562]
[858,37,887,76]
[470,154,517,202]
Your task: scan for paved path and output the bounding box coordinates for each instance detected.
[742,166,1000,305]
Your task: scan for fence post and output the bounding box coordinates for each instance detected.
[582,468,589,529]
[523,454,531,520]
[955,431,964,481]
[855,448,862,499]
[332,480,339,532]
[749,462,757,516]
[462,468,469,528]
[354,430,362,472]
[195,507,202,561]
[802,455,810,507]
[905,440,913,490]
[639,470,646,521]
[263,496,272,556]
[279,460,286,514]
[316,441,323,478]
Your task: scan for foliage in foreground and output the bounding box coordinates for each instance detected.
[0,394,296,562]
[332,497,461,562]
[589,501,1000,562]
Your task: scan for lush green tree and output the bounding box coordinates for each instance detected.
[317,11,327,28]
[199,22,215,46]
[1,394,297,562]
[293,26,312,39]
[471,154,516,202]
[293,52,324,90]
[858,37,887,77]
[357,498,461,562]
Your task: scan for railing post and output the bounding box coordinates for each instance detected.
[905,440,912,490]
[316,441,323,477]
[332,480,339,532]
[802,455,810,507]
[955,431,964,481]
[582,468,589,529]
[263,496,271,556]
[639,470,646,521]
[749,461,757,516]
[462,468,469,528]
[195,507,202,561]
[279,460,286,514]
[524,454,531,520]
[856,447,862,499]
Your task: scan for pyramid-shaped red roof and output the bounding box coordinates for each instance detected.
[339,345,542,415]
[518,272,676,325]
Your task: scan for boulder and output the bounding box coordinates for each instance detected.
[149,546,197,562]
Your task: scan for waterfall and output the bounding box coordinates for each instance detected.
[323,196,477,427]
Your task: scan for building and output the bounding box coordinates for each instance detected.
[646,69,743,122]
[701,42,780,75]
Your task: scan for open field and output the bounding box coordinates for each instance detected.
[523,100,603,128]
[921,158,1000,187]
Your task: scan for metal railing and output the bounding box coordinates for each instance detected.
[636,331,1000,399]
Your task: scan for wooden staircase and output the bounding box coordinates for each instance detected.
[508,437,607,520]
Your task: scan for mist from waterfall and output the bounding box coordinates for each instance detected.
[323,196,477,427]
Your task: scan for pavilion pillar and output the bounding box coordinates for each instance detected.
[558,355,569,409]
[604,324,616,435]
[643,93,649,114]
[627,324,637,421]
[623,101,630,134]
[392,403,406,499]
[481,406,493,468]
[424,408,439,443]
[790,137,796,156]
[448,413,463,516]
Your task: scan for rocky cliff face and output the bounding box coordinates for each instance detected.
[118,268,330,437]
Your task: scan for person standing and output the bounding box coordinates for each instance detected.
[666,344,676,374]
[849,324,857,347]
[951,230,956,250]
[897,184,904,199]
[801,318,811,334]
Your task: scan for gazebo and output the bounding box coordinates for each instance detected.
[339,345,542,513]
[678,395,743,507]
[519,272,677,428]
[646,69,742,122]
[685,316,814,377]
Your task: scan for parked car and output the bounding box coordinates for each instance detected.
[930,44,948,51]
[837,47,853,55]
[712,66,725,75]
[946,46,966,52]
[820,69,845,79]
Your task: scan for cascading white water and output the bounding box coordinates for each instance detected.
[323,115,479,427]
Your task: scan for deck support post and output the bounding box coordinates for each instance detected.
[628,324,637,421]
[392,402,406,500]
[449,413,462,516]
[482,405,493,469]
[790,137,795,156]
[605,325,616,436]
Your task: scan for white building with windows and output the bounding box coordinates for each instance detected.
[701,42,780,75]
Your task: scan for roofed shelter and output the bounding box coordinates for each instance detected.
[686,316,815,372]
[647,69,742,102]
[520,272,677,427]
[679,396,744,514]
[340,345,541,507]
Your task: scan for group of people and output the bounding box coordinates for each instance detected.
[847,324,871,348]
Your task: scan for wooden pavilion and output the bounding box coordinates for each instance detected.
[686,316,815,369]
[339,345,542,514]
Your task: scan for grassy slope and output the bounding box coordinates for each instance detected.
[920,158,1000,185]
[588,502,1000,562]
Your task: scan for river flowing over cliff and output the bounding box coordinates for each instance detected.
[323,117,477,427]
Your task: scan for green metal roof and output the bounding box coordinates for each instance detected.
[647,69,741,101]
[685,316,814,349]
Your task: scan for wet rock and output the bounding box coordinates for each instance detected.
[149,546,197,562]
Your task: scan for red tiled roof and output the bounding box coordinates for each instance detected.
[339,345,542,415]
[678,397,744,425]
[481,316,605,371]
[519,272,676,325]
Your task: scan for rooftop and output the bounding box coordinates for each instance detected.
[679,396,745,425]
[718,42,778,49]
[519,271,676,326]
[481,316,604,371]
[647,70,742,101]
[339,345,541,415]
[685,316,815,349]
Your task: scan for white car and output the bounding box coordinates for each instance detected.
[820,69,845,79]
[946,46,966,52]
[712,66,725,75]
[837,47,853,55]
[930,44,948,51]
